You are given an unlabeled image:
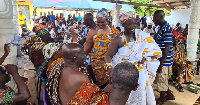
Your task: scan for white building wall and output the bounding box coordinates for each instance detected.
[146,8,190,28]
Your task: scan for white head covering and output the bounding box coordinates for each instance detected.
[43,43,60,59]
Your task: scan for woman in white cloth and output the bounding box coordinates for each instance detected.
[105,12,162,105]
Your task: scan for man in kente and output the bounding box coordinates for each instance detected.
[67,61,139,105]
[0,65,30,104]
[153,10,175,105]
[84,8,120,89]
[105,12,162,105]
[46,43,94,105]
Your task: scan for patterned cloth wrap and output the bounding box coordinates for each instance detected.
[173,45,195,83]
[46,58,94,105]
[38,29,49,38]
[96,8,108,19]
[43,43,60,59]
[90,27,120,87]
[35,23,45,32]
[119,12,135,24]
[111,29,162,105]
[67,81,109,105]
[22,35,39,48]
[0,85,15,104]
[29,42,46,61]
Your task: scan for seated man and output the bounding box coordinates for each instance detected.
[0,64,30,104]
[21,25,31,37]
[46,43,94,105]
[66,61,139,105]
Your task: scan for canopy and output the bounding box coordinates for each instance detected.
[33,0,134,11]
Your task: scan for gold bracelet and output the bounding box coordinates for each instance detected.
[104,63,112,70]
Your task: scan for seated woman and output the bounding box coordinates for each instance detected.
[0,65,30,104]
[172,36,195,92]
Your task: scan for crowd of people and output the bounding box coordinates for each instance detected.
[0,8,198,105]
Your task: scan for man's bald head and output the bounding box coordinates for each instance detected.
[62,43,85,67]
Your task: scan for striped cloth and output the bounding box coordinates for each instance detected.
[155,21,174,66]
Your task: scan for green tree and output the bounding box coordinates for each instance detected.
[125,0,171,16]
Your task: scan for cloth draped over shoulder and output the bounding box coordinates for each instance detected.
[90,26,120,87]
[111,29,162,105]
[46,58,95,105]
[67,81,109,105]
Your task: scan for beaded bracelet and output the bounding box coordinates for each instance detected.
[104,63,112,70]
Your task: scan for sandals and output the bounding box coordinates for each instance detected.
[165,89,175,100]
[176,84,184,92]
[156,98,165,105]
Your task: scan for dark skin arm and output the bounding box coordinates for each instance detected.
[84,29,97,55]
[105,35,121,64]
[0,44,10,65]
[77,38,86,45]
[157,45,170,73]
[5,64,31,102]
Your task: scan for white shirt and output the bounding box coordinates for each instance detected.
[31,15,40,27]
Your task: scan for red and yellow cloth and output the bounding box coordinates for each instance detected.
[67,81,109,105]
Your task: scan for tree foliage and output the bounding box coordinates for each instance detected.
[126,0,171,17]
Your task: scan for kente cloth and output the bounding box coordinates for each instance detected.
[0,85,15,104]
[90,27,120,87]
[173,45,195,83]
[46,58,94,105]
[119,12,134,24]
[22,35,39,48]
[111,29,162,105]
[67,81,109,105]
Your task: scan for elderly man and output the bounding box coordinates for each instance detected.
[66,61,139,105]
[153,10,175,105]
[105,12,162,105]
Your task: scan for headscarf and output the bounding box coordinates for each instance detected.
[96,8,108,19]
[38,29,49,38]
[43,43,60,59]
[119,12,135,24]
[22,35,39,47]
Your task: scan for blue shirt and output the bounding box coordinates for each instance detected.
[155,21,174,66]
[77,16,82,21]
[82,26,90,38]
[47,15,55,25]
[82,26,91,65]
